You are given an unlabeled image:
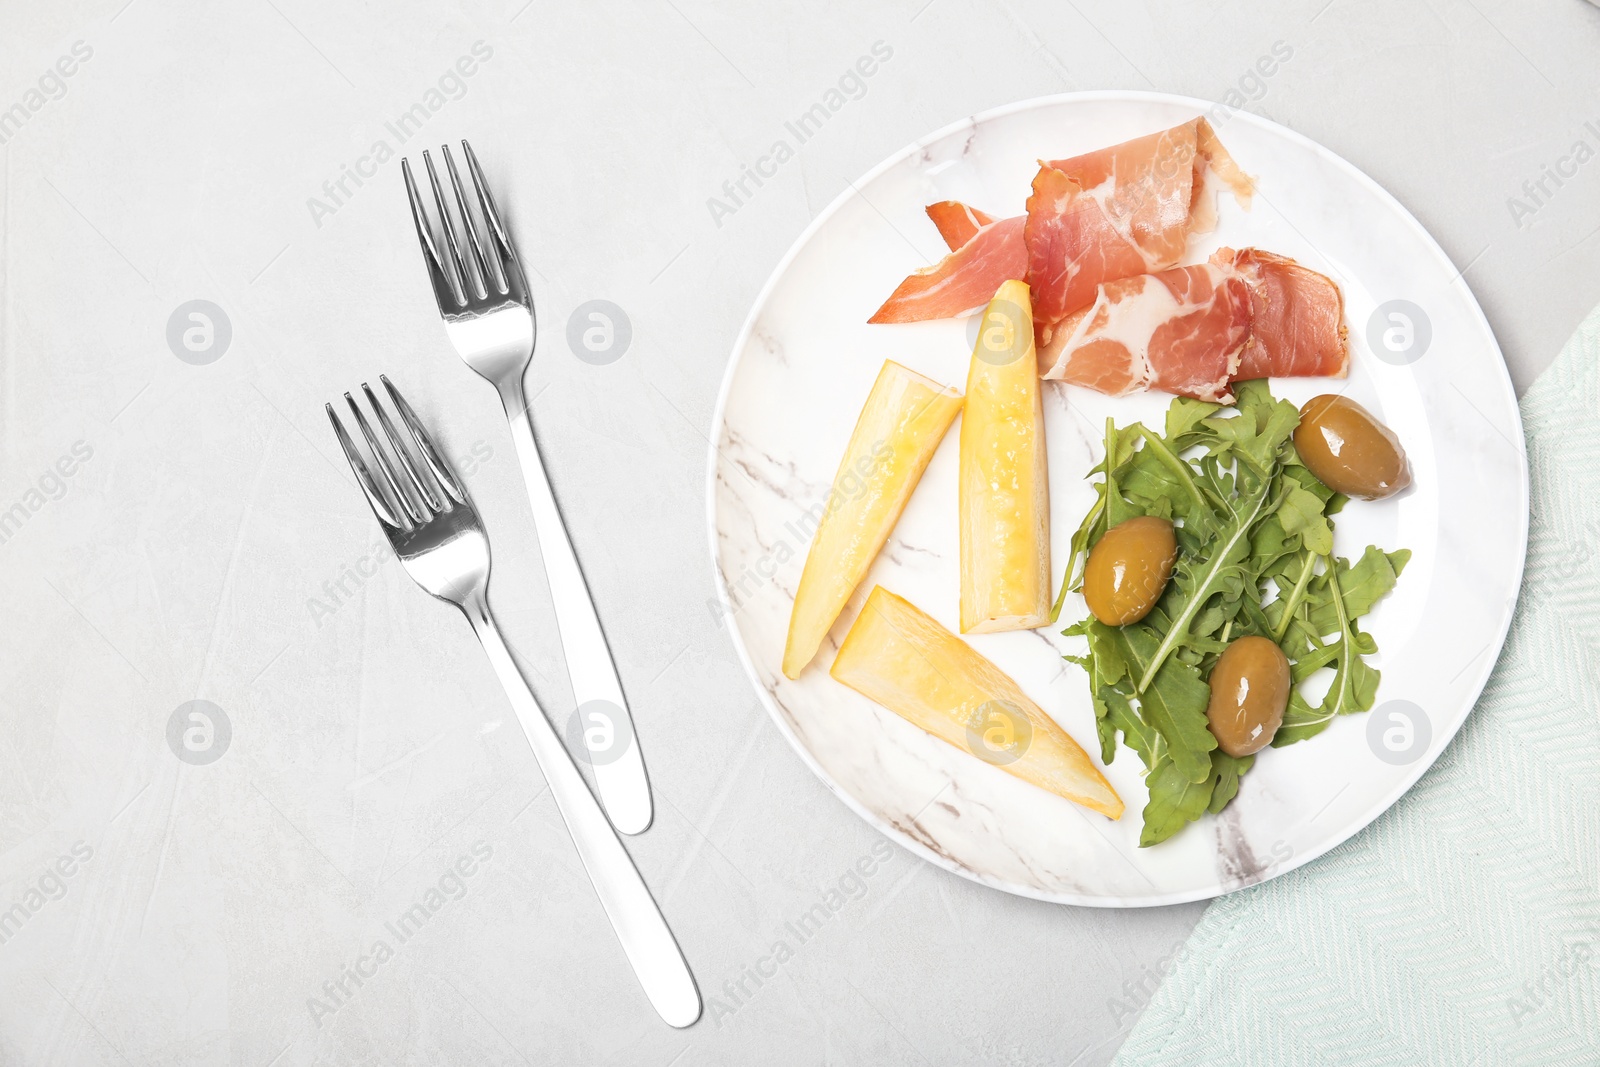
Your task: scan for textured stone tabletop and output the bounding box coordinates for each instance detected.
[0,1,1594,1064]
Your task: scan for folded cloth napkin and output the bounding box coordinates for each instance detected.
[1113,308,1600,1067]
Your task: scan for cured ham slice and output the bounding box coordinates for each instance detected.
[867,215,1027,324]
[869,118,1252,327]
[1026,118,1253,342]
[1039,262,1253,403]
[1229,248,1348,380]
[1039,248,1346,403]
[925,201,996,250]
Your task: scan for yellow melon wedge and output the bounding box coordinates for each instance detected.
[960,279,1051,633]
[832,586,1123,819]
[782,360,963,679]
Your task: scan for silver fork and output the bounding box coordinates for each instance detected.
[401,141,651,835]
[326,378,700,1028]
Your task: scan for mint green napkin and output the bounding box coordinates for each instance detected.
[1113,310,1600,1067]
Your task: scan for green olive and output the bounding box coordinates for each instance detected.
[1294,395,1411,500]
[1083,516,1177,626]
[1205,636,1291,757]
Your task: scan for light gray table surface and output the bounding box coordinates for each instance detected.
[0,1,1594,1064]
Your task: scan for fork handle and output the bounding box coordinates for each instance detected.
[498,382,653,835]
[462,591,701,1028]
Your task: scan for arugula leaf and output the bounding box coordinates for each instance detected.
[1208,753,1255,815]
[1273,547,1406,746]
[1102,623,1216,784]
[1100,685,1158,767]
[1166,397,1222,442]
[1140,757,1217,846]
[1128,426,1215,523]
[1103,418,1145,529]
[1266,556,1309,639]
[1052,493,1104,623]
[1322,546,1411,624]
[1274,690,1328,746]
[1277,484,1335,556]
[1193,384,1300,478]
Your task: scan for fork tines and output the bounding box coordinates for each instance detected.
[402,140,520,312]
[326,376,466,532]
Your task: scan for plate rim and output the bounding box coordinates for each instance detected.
[703,89,1531,907]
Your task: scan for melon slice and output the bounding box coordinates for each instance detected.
[960,280,1051,633]
[781,361,963,679]
[831,586,1123,819]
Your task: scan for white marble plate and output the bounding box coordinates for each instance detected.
[705,92,1527,906]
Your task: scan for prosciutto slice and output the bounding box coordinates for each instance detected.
[1229,248,1348,380]
[868,118,1253,327]
[1039,248,1347,403]
[866,215,1027,324]
[1038,262,1253,402]
[925,201,996,250]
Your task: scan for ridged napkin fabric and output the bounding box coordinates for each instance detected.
[1113,310,1600,1067]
